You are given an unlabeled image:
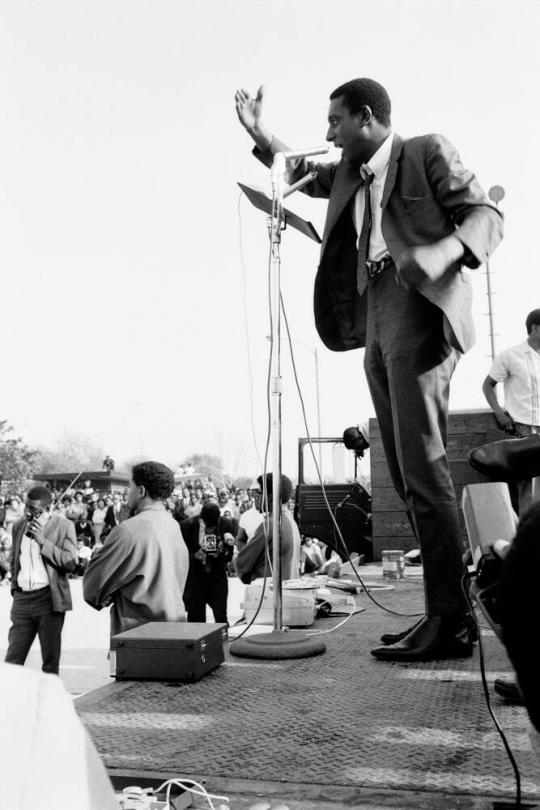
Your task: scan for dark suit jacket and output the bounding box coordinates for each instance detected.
[255,133,503,354]
[180,515,234,589]
[104,504,129,528]
[10,514,78,612]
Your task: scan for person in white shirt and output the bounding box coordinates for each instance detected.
[4,486,77,674]
[236,488,264,547]
[482,308,540,511]
[236,76,503,663]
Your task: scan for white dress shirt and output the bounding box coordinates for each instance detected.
[353,131,394,262]
[17,515,50,591]
[489,341,540,426]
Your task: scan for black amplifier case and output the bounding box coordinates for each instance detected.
[110,621,227,681]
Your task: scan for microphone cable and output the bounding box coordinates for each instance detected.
[237,186,421,625]
[280,292,423,620]
[461,571,525,809]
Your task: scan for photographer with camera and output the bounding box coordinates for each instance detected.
[181,502,235,624]
[4,486,78,675]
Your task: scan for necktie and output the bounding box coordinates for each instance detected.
[356,168,375,297]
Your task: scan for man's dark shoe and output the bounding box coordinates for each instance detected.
[380,618,423,645]
[380,613,478,646]
[494,677,525,704]
[371,615,474,662]
[468,434,540,482]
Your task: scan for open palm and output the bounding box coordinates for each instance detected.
[235,85,264,130]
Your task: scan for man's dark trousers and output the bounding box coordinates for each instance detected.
[5,587,65,674]
[363,266,467,616]
[184,570,228,624]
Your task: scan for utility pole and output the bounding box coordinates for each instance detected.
[485,185,505,360]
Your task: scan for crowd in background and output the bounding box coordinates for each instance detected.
[0,473,338,586]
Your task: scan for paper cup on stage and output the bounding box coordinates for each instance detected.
[382,550,405,580]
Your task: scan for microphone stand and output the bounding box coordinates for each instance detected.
[230,152,326,660]
[270,151,285,635]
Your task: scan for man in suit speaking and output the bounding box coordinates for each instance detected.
[235,78,503,661]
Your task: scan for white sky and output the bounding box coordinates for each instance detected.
[0,0,539,479]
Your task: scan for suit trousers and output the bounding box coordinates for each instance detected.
[363,267,467,616]
[4,587,65,674]
[184,568,229,624]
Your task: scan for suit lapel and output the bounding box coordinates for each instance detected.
[322,134,405,246]
[11,521,25,581]
[322,161,363,244]
[381,133,404,210]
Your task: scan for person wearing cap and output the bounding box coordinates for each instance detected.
[235,473,301,584]
[482,308,540,514]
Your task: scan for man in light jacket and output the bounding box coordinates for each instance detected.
[84,461,189,636]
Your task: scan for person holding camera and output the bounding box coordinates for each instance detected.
[181,502,235,624]
[4,486,78,675]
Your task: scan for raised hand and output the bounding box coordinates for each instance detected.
[235,85,265,132]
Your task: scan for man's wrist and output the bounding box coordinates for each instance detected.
[438,234,465,263]
[249,124,272,152]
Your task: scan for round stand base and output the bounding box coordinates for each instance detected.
[229,629,326,660]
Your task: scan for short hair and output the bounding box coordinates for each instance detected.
[525,309,540,334]
[329,78,391,127]
[257,473,293,504]
[200,502,220,526]
[27,486,53,507]
[131,461,175,500]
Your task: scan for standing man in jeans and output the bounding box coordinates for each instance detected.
[482,308,540,513]
[235,77,503,661]
[5,486,77,674]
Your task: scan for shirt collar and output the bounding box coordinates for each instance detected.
[361,131,394,180]
[135,502,166,515]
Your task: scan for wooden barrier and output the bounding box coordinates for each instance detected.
[368,409,505,560]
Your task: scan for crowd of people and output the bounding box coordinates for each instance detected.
[0,468,338,590]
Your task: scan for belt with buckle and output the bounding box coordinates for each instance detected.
[366,255,394,279]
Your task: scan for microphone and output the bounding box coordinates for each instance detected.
[283,170,318,198]
[282,146,329,161]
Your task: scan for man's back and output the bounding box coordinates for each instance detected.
[236,508,300,583]
[84,504,189,635]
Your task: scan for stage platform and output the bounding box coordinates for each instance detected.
[75,567,540,810]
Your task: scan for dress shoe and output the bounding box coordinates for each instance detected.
[380,618,423,645]
[494,677,525,704]
[468,434,540,482]
[371,615,474,662]
[380,613,478,646]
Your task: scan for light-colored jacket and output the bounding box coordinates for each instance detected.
[83,503,189,636]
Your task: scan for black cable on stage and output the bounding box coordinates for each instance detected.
[280,293,423,620]
[462,572,523,809]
